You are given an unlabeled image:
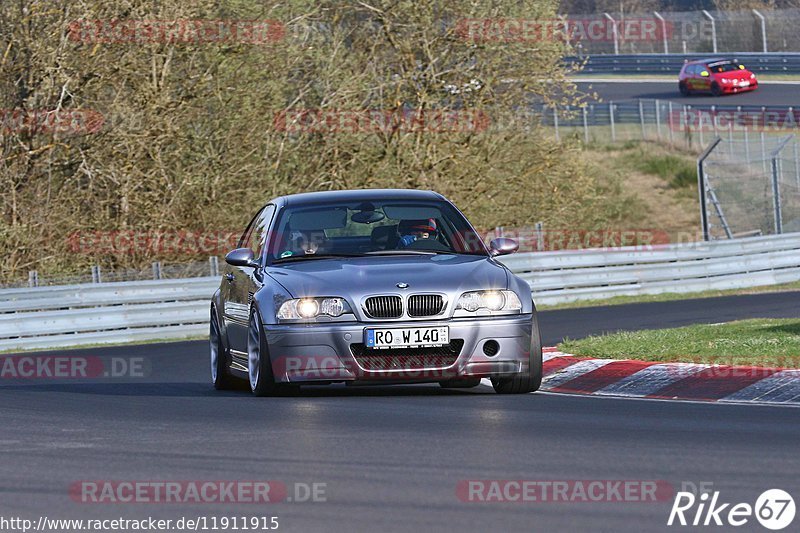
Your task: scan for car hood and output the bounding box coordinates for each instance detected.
[266,254,508,298]
[715,70,754,81]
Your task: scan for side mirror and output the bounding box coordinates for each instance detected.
[489,238,519,257]
[700,70,709,77]
[225,247,259,268]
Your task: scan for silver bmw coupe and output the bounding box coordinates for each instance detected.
[210,189,542,395]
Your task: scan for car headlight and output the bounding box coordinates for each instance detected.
[721,78,730,84]
[277,297,351,320]
[750,73,756,79]
[455,290,522,314]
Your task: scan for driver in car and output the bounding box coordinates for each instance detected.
[397,218,439,248]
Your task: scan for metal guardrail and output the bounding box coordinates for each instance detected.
[2,233,800,351]
[569,53,800,74]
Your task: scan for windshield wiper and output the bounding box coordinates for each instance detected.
[272,253,362,264]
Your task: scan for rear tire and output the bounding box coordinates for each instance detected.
[210,306,237,390]
[439,378,481,389]
[679,82,690,96]
[247,308,299,397]
[711,82,722,96]
[491,311,543,394]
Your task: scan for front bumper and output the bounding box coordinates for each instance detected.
[264,315,533,383]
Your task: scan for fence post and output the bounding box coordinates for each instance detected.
[609,101,616,142]
[152,261,162,280]
[91,265,102,284]
[603,13,619,54]
[752,9,767,53]
[582,106,589,144]
[653,12,668,53]
[761,130,767,174]
[655,100,662,140]
[683,104,691,149]
[710,105,718,139]
[742,106,750,163]
[771,156,783,234]
[697,138,722,241]
[639,99,646,140]
[667,101,674,145]
[794,140,800,189]
[209,256,219,277]
[28,270,38,288]
[553,106,560,141]
[535,221,544,251]
[702,10,717,53]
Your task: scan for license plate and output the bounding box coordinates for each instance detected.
[365,326,449,349]
[739,81,750,87]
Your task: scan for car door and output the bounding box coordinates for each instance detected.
[686,65,700,91]
[223,204,276,357]
[697,65,712,91]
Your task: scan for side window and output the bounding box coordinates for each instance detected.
[249,204,276,259]
[238,207,265,250]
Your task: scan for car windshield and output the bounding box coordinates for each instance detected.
[707,61,740,73]
[266,199,488,263]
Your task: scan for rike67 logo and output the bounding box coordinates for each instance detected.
[668,487,795,530]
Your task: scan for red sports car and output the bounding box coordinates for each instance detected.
[678,58,758,96]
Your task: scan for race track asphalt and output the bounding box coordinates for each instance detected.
[575,80,799,106]
[1,291,798,532]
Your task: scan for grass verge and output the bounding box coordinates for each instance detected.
[559,318,800,367]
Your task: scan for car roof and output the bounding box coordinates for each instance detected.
[688,58,734,66]
[270,189,445,208]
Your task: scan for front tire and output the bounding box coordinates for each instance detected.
[210,306,237,390]
[679,82,690,96]
[247,308,299,397]
[491,311,543,394]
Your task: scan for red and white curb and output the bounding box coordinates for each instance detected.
[485,347,800,405]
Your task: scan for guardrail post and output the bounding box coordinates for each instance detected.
[752,9,767,53]
[603,13,619,54]
[28,270,38,288]
[581,106,588,143]
[609,101,616,142]
[702,10,717,54]
[152,262,162,280]
[91,265,102,284]
[653,12,668,54]
[209,256,219,277]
